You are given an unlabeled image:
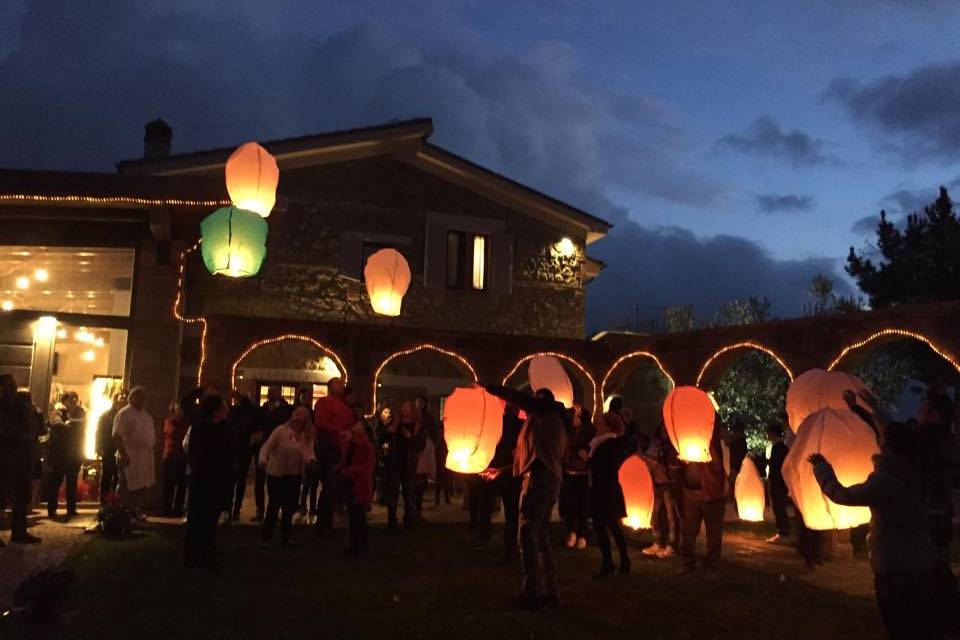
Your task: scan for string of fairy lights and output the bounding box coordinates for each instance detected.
[826,328,960,374]
[0,194,230,207]
[172,240,208,386]
[695,341,796,388]
[501,351,599,417]
[367,344,478,418]
[230,334,349,391]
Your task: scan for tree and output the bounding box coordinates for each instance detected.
[713,296,772,327]
[714,350,790,453]
[847,186,960,308]
[803,274,864,316]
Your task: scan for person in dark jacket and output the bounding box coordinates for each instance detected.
[560,403,595,550]
[765,423,791,544]
[383,400,425,530]
[475,402,525,563]
[643,421,680,558]
[374,407,392,505]
[725,418,748,486]
[251,386,293,521]
[46,391,85,519]
[678,416,727,575]
[587,411,632,577]
[810,422,939,640]
[340,422,376,555]
[184,393,233,568]
[1,375,41,544]
[228,391,259,520]
[96,389,126,504]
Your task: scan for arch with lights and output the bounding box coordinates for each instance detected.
[600,350,676,406]
[501,351,598,414]
[827,327,960,374]
[369,344,478,417]
[230,334,349,391]
[696,341,795,388]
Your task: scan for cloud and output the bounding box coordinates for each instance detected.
[879,175,960,213]
[851,214,882,235]
[825,61,960,163]
[756,193,814,213]
[716,115,829,167]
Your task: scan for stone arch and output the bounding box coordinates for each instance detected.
[230,334,348,392]
[696,341,794,389]
[370,343,478,417]
[827,328,960,375]
[501,351,598,415]
[600,350,675,428]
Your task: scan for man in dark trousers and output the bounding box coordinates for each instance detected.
[474,402,525,563]
[678,416,727,575]
[0,375,41,544]
[228,391,259,520]
[251,386,293,521]
[486,384,567,611]
[765,423,791,544]
[46,391,85,520]
[314,378,354,531]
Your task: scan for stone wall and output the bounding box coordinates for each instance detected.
[183,156,587,339]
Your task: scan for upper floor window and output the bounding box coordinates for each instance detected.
[446,231,488,291]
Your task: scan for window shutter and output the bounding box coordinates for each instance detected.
[424,221,446,288]
[489,232,514,294]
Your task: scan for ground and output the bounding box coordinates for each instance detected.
[1,501,889,640]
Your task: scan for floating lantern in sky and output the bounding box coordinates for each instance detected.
[782,407,879,530]
[200,207,268,278]
[619,455,655,530]
[528,355,574,408]
[442,385,504,474]
[734,456,766,522]
[364,248,411,317]
[225,142,279,218]
[662,385,716,462]
[786,368,869,433]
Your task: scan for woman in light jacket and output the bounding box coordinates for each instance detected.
[258,407,315,547]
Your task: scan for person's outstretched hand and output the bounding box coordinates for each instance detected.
[807,453,827,466]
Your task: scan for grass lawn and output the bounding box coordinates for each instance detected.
[5,520,885,640]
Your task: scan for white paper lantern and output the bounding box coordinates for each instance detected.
[781,407,880,530]
[442,385,505,474]
[786,368,869,433]
[364,248,411,317]
[734,456,765,522]
[225,142,280,218]
[528,355,574,408]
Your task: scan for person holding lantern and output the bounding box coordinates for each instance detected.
[764,423,792,545]
[643,420,681,558]
[587,411,633,577]
[560,403,594,550]
[677,415,727,575]
[484,384,567,611]
[475,402,525,563]
[314,377,355,531]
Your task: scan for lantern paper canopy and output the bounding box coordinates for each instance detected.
[200,207,268,278]
[662,386,716,462]
[782,407,880,530]
[442,385,505,474]
[734,456,766,522]
[786,368,869,433]
[619,455,655,530]
[225,142,279,218]
[528,355,574,408]
[364,248,411,317]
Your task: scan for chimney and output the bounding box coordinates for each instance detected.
[143,118,173,159]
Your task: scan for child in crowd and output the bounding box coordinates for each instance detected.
[340,422,376,555]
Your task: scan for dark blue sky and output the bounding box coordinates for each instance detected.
[2,1,958,331]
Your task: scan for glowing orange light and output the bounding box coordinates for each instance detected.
[443,385,505,474]
[734,456,766,522]
[172,240,208,386]
[827,328,960,374]
[619,455,655,530]
[501,351,598,416]
[230,335,348,391]
[696,341,794,388]
[370,344,478,417]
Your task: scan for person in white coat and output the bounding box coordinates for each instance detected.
[113,387,156,512]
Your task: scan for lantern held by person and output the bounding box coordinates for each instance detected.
[662,386,716,462]
[781,407,880,530]
[619,455,654,530]
[442,385,505,474]
[364,248,411,317]
[786,368,869,433]
[734,456,765,522]
[200,207,268,278]
[528,355,574,408]
[225,142,280,218]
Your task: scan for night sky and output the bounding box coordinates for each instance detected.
[2,1,958,332]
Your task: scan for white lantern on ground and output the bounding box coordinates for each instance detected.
[781,407,880,530]
[734,456,765,522]
[528,355,574,408]
[364,248,411,317]
[786,368,869,433]
[225,142,279,218]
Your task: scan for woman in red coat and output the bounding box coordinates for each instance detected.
[340,423,376,554]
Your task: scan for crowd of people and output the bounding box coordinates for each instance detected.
[1,372,958,637]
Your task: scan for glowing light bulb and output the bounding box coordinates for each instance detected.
[1,300,12,312]
[15,276,29,289]
[56,328,67,339]
[33,268,49,282]
[81,349,95,362]
[555,237,577,257]
[34,316,57,338]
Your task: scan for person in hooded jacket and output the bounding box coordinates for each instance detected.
[587,411,632,578]
[560,403,595,550]
[339,422,376,555]
[810,421,939,640]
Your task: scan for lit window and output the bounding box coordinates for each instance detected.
[472,235,486,290]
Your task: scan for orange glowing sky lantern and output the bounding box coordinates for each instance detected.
[528,354,574,408]
[442,385,505,474]
[786,368,869,433]
[782,407,880,530]
[619,455,655,530]
[734,456,766,522]
[662,386,716,462]
[225,142,279,218]
[363,248,411,317]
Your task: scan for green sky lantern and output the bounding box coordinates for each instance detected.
[200,206,268,278]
